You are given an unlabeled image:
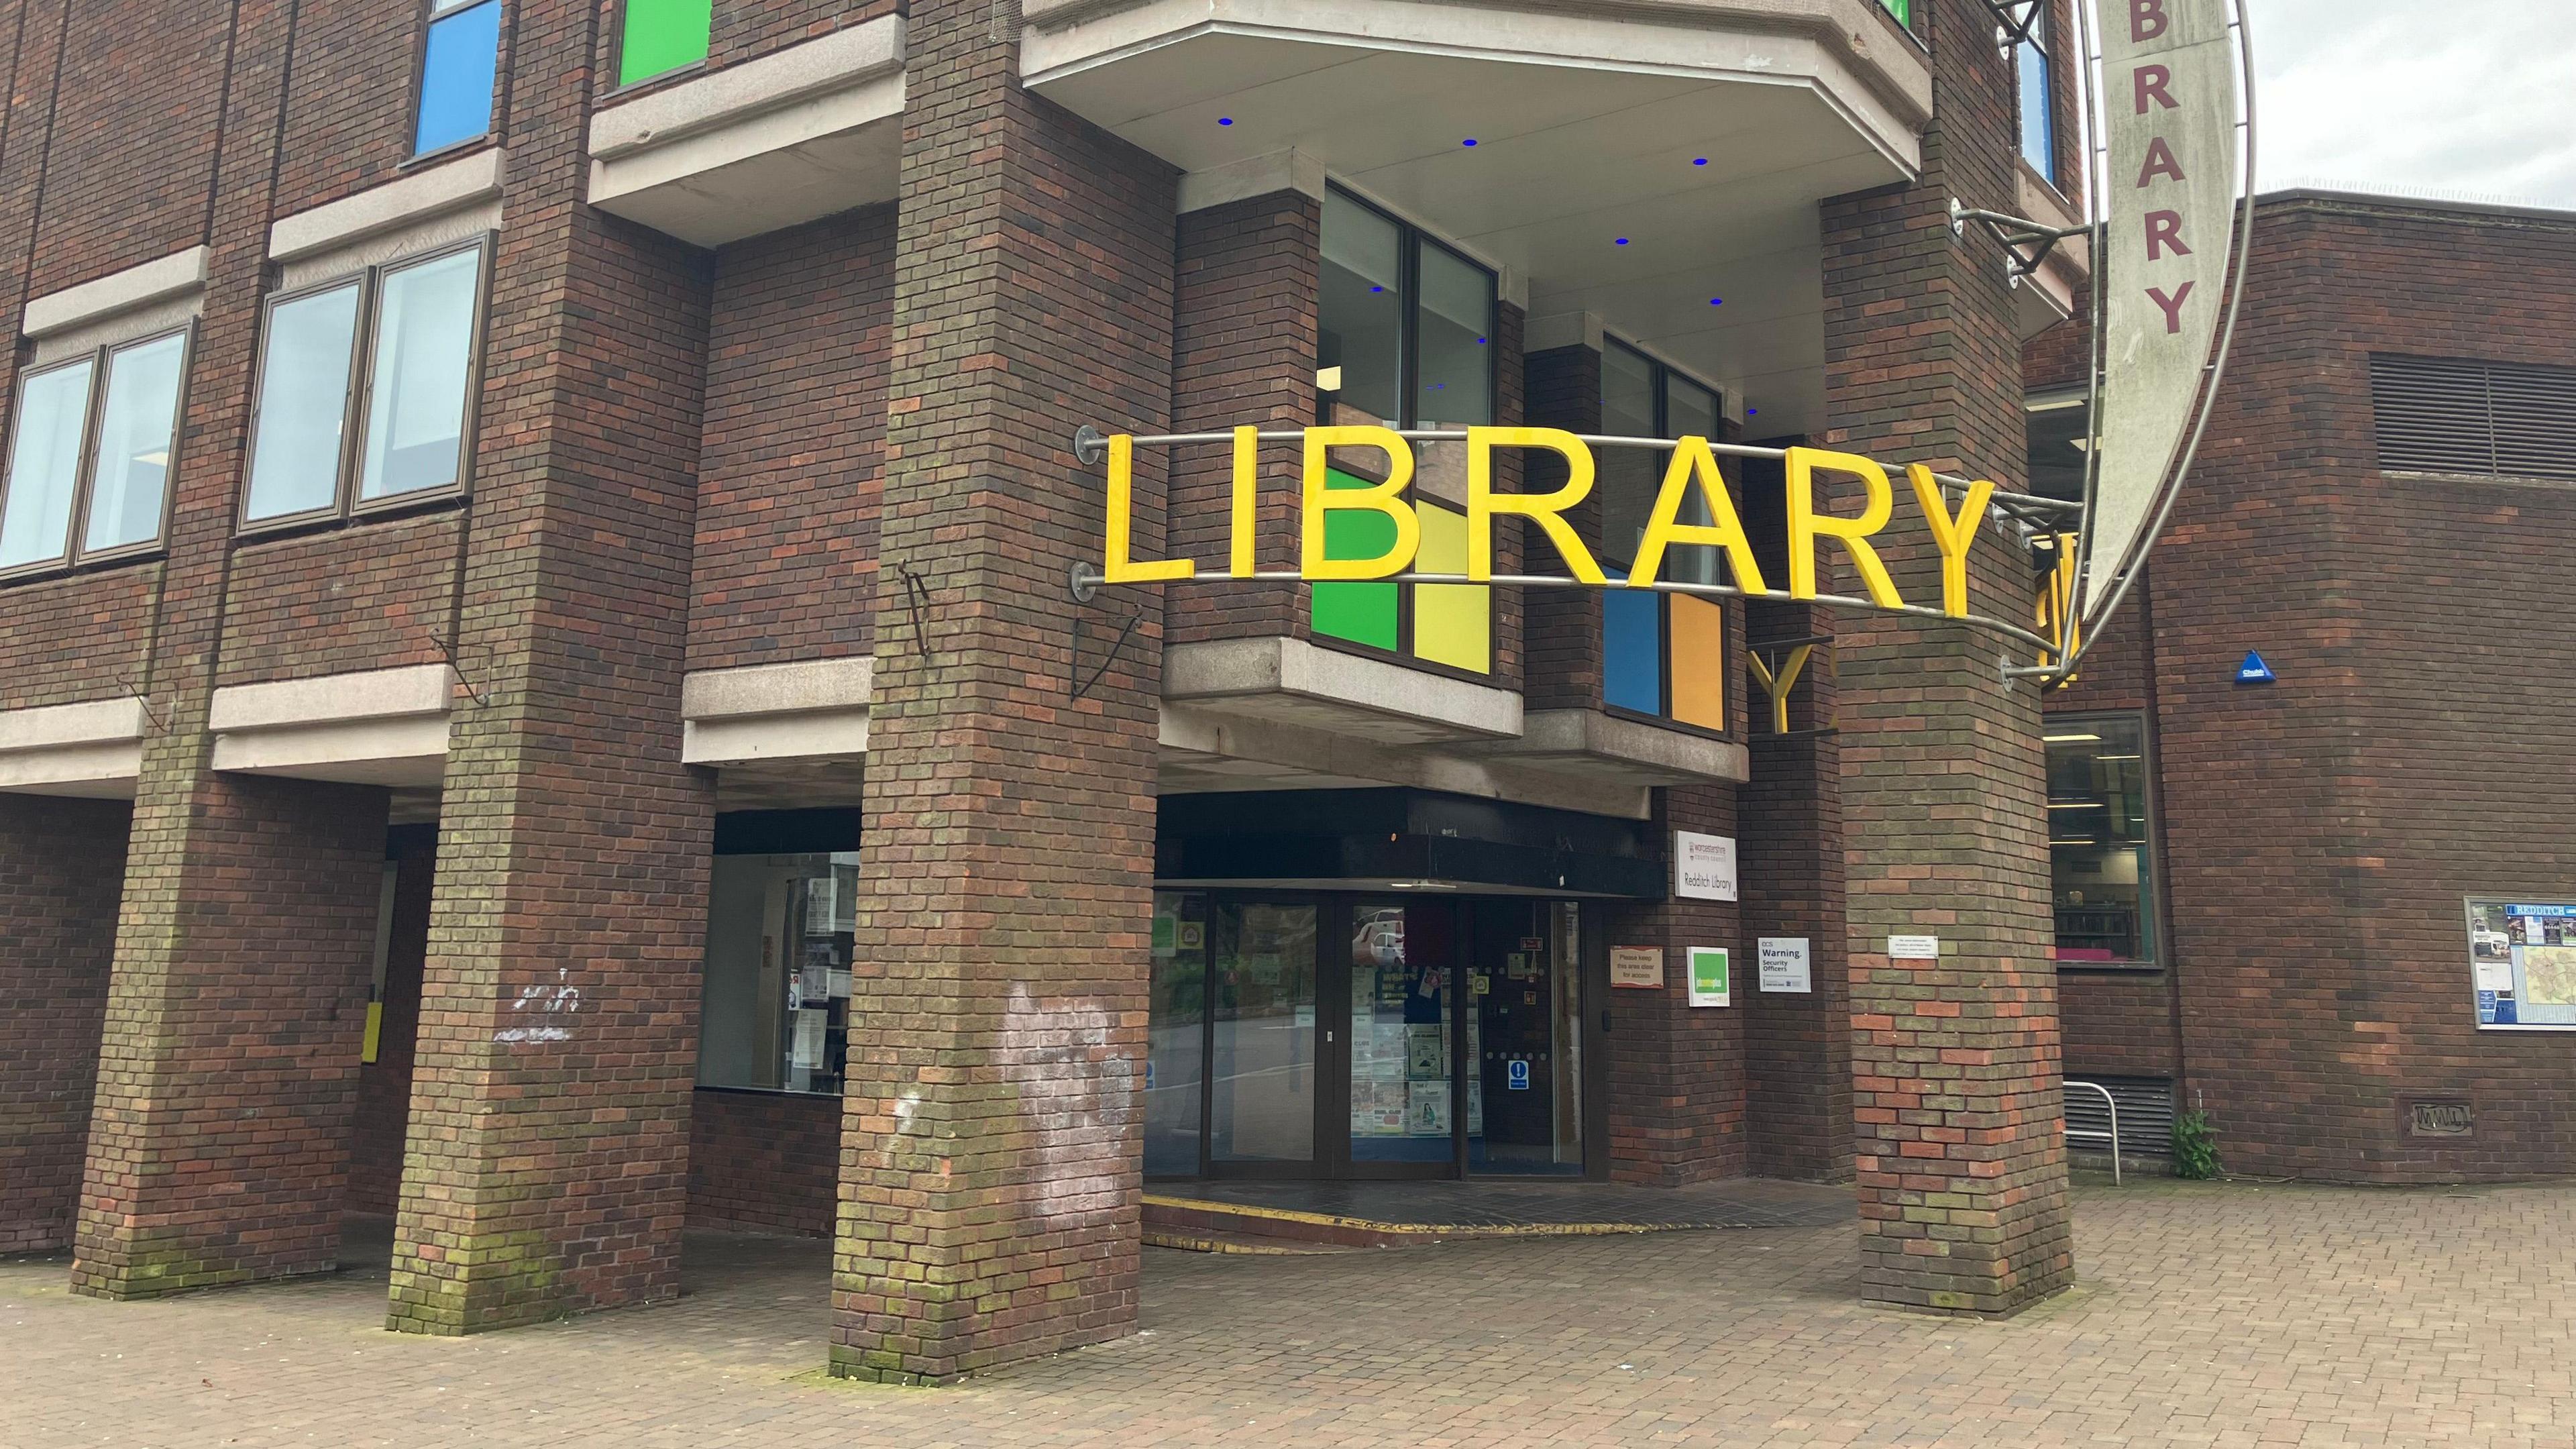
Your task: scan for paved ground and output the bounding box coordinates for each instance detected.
[7,1177,2573,1447]
[1160,1175,1857,1229]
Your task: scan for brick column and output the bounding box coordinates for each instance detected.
[1819,0,2073,1314]
[0,798,128,1254]
[829,0,1175,1385]
[1740,600,1852,1182]
[385,0,716,1334]
[68,0,396,1300]
[1606,784,1749,1184]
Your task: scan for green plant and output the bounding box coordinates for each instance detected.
[2171,1108,2220,1179]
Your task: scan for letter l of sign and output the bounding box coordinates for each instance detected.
[1104,433,1193,583]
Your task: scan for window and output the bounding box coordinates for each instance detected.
[243,239,486,528]
[2047,714,2159,967]
[0,327,189,576]
[1879,0,1915,28]
[619,0,712,87]
[2025,392,2090,502]
[2016,5,2058,184]
[2371,354,2576,482]
[1313,186,1497,674]
[415,0,501,156]
[1596,339,1731,733]
[699,851,859,1094]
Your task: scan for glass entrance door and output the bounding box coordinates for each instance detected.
[1468,900,1585,1174]
[1208,900,1320,1172]
[1342,900,1460,1175]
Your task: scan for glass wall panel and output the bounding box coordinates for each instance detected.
[1318,192,1404,426]
[1414,241,1492,429]
[619,0,712,86]
[1661,374,1724,585]
[1210,902,1318,1163]
[2047,715,2158,965]
[245,284,362,521]
[1603,588,1663,715]
[360,248,482,501]
[1598,341,1659,570]
[1348,902,1455,1163]
[1147,892,1208,1177]
[1468,898,1581,1173]
[1413,502,1489,673]
[1668,593,1727,731]
[415,0,502,156]
[1310,469,1401,650]
[697,852,858,1093]
[84,333,186,553]
[0,360,94,570]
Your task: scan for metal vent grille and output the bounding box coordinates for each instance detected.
[2372,354,2576,481]
[2062,1075,2175,1158]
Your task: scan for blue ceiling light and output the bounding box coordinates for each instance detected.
[1371,285,1385,293]
[1218,117,1233,126]
[1746,407,1758,416]
[1615,237,1630,246]
[1694,158,1709,166]
[1462,138,1479,147]
[1709,297,1725,306]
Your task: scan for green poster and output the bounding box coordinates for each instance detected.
[1688,947,1730,1008]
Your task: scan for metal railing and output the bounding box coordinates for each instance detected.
[2062,1078,2122,1186]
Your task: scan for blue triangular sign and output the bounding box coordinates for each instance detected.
[2236,651,2276,685]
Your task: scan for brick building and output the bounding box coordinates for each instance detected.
[1,0,2095,1381]
[2031,190,2576,1184]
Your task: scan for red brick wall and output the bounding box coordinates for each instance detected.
[217,515,465,686]
[1521,342,1605,712]
[1606,784,1747,1185]
[688,206,894,672]
[2148,197,2576,1180]
[274,0,447,215]
[0,570,164,710]
[711,0,902,70]
[688,1089,837,1235]
[27,4,230,295]
[0,796,128,1254]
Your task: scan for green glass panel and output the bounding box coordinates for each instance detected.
[1311,468,1400,651]
[619,0,712,86]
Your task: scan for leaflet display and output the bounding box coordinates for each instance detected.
[2465,898,2576,1030]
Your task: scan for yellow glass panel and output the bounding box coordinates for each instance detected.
[1668,593,1727,730]
[1413,502,1489,674]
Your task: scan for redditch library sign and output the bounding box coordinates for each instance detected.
[1079,0,2253,684]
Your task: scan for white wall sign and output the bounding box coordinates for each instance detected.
[1888,934,1941,961]
[1610,946,1664,989]
[1758,937,1813,994]
[1673,831,1738,902]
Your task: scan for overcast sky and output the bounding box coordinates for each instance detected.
[2248,0,2576,207]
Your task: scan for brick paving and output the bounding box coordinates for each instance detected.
[5,1177,2573,1447]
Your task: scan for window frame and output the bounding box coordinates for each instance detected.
[0,322,195,583]
[1311,183,1500,682]
[2044,709,2167,972]
[409,0,507,166]
[238,233,493,537]
[1595,333,1737,742]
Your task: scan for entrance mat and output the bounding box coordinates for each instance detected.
[1144,1179,1854,1253]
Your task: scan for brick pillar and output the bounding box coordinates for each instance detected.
[68,0,394,1299]
[1169,188,1317,645]
[386,0,716,1334]
[0,797,128,1254]
[1819,1,2073,1314]
[829,0,1175,1384]
[1740,600,1851,1183]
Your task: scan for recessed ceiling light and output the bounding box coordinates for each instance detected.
[1462,138,1479,147]
[1615,237,1629,246]
[1218,117,1233,125]
[1694,158,1709,166]
[1709,297,1724,306]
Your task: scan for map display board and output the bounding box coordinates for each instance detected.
[2465,899,2576,1030]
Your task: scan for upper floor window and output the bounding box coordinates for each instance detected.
[1595,339,1729,733]
[414,0,502,156]
[2015,6,2058,184]
[1879,0,1916,28]
[2047,714,2160,967]
[2371,354,2576,483]
[619,0,714,87]
[0,328,191,576]
[242,239,488,529]
[2025,391,2090,502]
[1313,186,1497,676]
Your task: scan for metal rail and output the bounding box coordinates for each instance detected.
[2062,1077,2124,1186]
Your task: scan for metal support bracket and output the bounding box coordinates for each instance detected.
[895,564,936,660]
[1949,199,2092,288]
[1073,426,1110,468]
[424,631,490,708]
[1978,0,2048,46]
[1069,608,1145,701]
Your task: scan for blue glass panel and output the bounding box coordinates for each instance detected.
[2018,40,2055,183]
[415,1,501,156]
[1602,588,1663,715]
